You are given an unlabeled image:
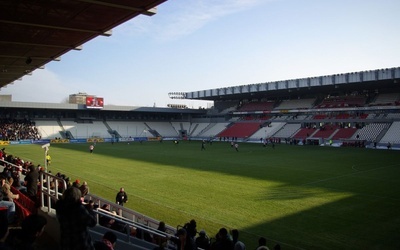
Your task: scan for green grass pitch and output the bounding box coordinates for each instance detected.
[6,141,400,250]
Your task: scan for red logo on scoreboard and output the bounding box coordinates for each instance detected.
[86,96,104,109]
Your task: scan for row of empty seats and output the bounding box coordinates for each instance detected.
[33,119,399,143]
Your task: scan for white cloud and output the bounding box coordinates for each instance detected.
[0,69,70,103]
[121,0,269,42]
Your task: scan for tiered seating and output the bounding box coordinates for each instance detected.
[358,113,368,119]
[107,121,147,137]
[331,127,358,140]
[249,122,286,140]
[218,122,262,138]
[35,120,62,139]
[312,125,339,139]
[316,95,366,108]
[145,122,178,137]
[273,123,301,138]
[386,113,400,119]
[188,123,210,136]
[335,113,351,119]
[350,123,390,141]
[369,93,400,106]
[275,98,315,110]
[60,121,109,138]
[10,186,37,220]
[313,114,327,119]
[238,101,275,112]
[198,123,229,137]
[292,127,316,139]
[379,121,400,143]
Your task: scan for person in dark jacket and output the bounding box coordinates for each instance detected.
[115,187,128,206]
[24,165,39,203]
[56,187,97,250]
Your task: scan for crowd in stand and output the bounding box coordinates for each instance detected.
[161,219,281,250]
[0,119,41,141]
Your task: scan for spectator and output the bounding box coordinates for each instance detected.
[2,177,19,201]
[170,228,196,250]
[115,187,128,206]
[231,229,245,250]
[185,219,197,239]
[94,231,117,250]
[0,176,16,224]
[11,166,26,192]
[153,221,168,247]
[79,181,89,197]
[24,165,39,203]
[73,179,81,188]
[211,228,233,250]
[195,229,210,250]
[56,187,97,250]
[256,237,269,250]
[6,214,47,249]
[98,204,111,227]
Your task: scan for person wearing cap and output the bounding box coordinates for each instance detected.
[72,179,81,188]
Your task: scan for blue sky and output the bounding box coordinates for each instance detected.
[1,0,399,108]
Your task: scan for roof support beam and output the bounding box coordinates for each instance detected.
[77,0,157,16]
[0,41,82,51]
[0,20,112,36]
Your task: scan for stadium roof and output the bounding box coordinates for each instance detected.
[181,67,400,102]
[0,0,167,89]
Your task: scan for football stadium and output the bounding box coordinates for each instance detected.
[1,1,400,250]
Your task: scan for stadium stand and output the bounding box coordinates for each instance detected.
[311,125,340,139]
[272,123,302,139]
[35,120,62,139]
[331,127,358,140]
[238,101,275,112]
[249,122,286,141]
[188,122,210,137]
[369,93,400,106]
[197,123,230,138]
[316,95,366,108]
[275,98,315,110]
[145,122,179,137]
[107,121,148,138]
[350,123,391,141]
[218,122,262,138]
[379,121,400,144]
[292,127,318,140]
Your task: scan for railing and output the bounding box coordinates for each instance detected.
[39,171,67,213]
[84,193,176,236]
[94,208,177,247]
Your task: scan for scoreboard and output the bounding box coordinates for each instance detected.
[85,96,104,109]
